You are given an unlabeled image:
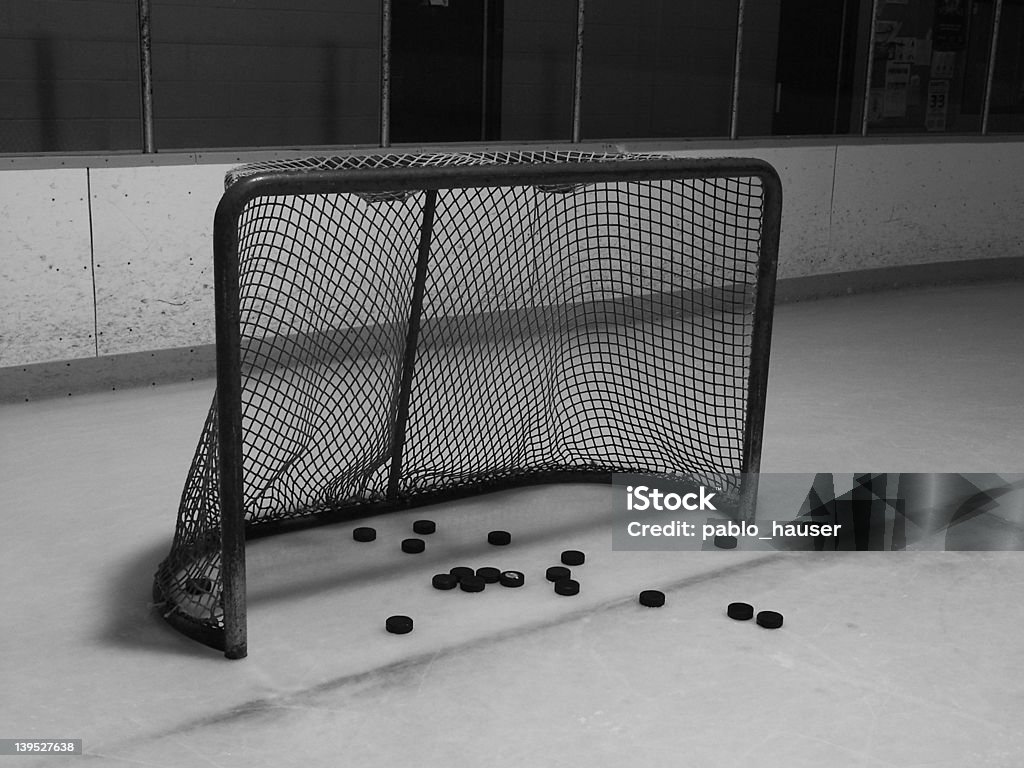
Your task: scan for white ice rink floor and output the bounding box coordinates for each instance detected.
[1,281,1023,767]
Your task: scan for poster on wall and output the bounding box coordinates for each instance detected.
[926,80,950,130]
[931,50,957,79]
[934,0,967,51]
[883,61,911,118]
[875,20,903,49]
[889,36,931,66]
[890,37,918,63]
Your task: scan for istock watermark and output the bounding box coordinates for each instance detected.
[625,484,719,512]
[611,472,1024,552]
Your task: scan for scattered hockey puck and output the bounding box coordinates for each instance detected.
[499,570,525,588]
[386,615,413,634]
[554,579,580,596]
[639,590,665,607]
[353,526,376,542]
[401,538,425,554]
[449,566,475,582]
[546,565,571,582]
[184,577,214,596]
[727,602,754,621]
[459,575,485,593]
[488,530,512,546]
[431,573,458,590]
[714,534,738,549]
[412,519,436,535]
[560,550,585,566]
[476,567,501,584]
[756,610,784,629]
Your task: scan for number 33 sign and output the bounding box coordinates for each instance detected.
[926,80,949,131]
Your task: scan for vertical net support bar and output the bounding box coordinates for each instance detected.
[738,171,782,523]
[213,192,247,660]
[387,189,439,499]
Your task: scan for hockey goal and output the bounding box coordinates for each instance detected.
[153,151,782,658]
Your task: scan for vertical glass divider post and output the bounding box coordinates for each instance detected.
[380,0,392,148]
[137,0,155,153]
[982,0,1004,135]
[571,0,585,143]
[860,0,881,136]
[729,0,746,140]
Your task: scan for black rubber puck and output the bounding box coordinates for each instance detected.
[560,550,585,566]
[459,575,485,593]
[499,570,525,588]
[449,566,475,582]
[353,526,376,542]
[184,577,214,596]
[487,530,511,546]
[401,538,425,554]
[432,573,458,590]
[714,534,738,549]
[386,615,413,634]
[554,579,580,596]
[639,590,665,607]
[412,519,436,535]
[727,602,754,620]
[546,565,571,582]
[756,610,784,629]
[476,567,501,584]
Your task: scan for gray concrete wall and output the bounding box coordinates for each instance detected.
[2,139,1023,373]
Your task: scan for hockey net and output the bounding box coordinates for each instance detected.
[153,150,781,656]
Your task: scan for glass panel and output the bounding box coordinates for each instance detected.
[581,0,737,140]
[0,0,140,153]
[865,0,991,134]
[987,0,1024,132]
[499,0,576,141]
[150,0,380,150]
[390,0,506,143]
[747,0,865,136]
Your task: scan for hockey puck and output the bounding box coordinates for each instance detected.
[727,602,754,621]
[386,615,413,634]
[449,566,475,582]
[353,526,376,542]
[756,610,784,629]
[499,570,525,588]
[487,530,511,546]
[412,519,436,535]
[546,566,571,582]
[554,579,580,596]
[401,538,425,554]
[459,575,486,593]
[639,590,665,607]
[560,550,585,566]
[714,534,738,549]
[432,573,458,590]
[476,567,501,584]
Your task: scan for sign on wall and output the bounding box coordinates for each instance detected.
[926,80,950,130]
[934,0,968,51]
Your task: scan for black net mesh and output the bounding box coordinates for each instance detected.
[153,151,775,649]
